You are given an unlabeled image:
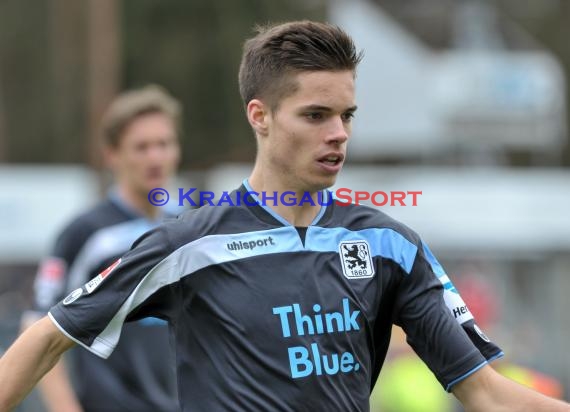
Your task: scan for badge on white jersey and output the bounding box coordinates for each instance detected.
[339,240,375,279]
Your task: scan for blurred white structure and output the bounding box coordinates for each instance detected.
[0,166,197,263]
[0,166,99,263]
[328,0,567,159]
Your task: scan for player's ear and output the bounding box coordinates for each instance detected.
[246,99,269,137]
[102,144,119,171]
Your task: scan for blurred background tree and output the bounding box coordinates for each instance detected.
[0,0,568,168]
[0,0,326,169]
[3,2,567,225]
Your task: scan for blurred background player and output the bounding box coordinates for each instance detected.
[20,85,182,412]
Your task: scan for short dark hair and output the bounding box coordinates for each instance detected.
[238,21,363,110]
[101,85,181,148]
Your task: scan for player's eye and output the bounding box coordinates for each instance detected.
[305,112,324,121]
[134,142,149,153]
[341,112,355,123]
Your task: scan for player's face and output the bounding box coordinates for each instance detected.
[265,70,356,192]
[109,112,180,197]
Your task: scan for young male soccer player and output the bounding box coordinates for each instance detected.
[1,21,569,412]
[20,85,181,412]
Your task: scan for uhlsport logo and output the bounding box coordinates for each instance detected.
[226,236,275,251]
[339,240,375,279]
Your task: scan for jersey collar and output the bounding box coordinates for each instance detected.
[241,179,333,227]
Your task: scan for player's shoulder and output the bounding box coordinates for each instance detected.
[173,200,250,227]
[153,199,262,251]
[44,199,127,265]
[332,202,421,246]
[57,199,123,238]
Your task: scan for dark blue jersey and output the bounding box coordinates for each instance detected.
[50,185,502,412]
[33,193,179,412]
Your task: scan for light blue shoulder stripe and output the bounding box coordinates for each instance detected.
[176,225,418,275]
[306,226,418,275]
[422,243,458,293]
[84,225,419,356]
[422,243,446,277]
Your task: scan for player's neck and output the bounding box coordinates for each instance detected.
[247,171,323,227]
[117,185,159,220]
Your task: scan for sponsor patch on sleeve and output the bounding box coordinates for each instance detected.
[63,288,84,305]
[85,258,122,294]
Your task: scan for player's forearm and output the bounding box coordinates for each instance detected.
[471,379,569,412]
[0,316,75,412]
[455,366,570,412]
[463,387,570,411]
[38,358,83,412]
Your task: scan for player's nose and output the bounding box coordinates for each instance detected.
[325,117,349,145]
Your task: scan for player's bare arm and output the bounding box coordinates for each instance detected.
[0,316,75,412]
[452,364,570,411]
[36,360,84,412]
[19,314,83,412]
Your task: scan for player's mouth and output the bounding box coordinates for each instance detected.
[317,153,344,173]
[146,167,165,181]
